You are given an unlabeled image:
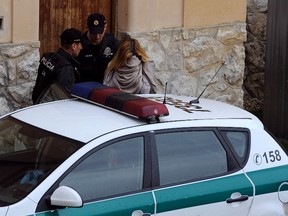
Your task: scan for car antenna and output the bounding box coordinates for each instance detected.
[163,82,168,104]
[190,61,226,104]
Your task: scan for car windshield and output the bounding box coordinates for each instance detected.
[0,116,82,206]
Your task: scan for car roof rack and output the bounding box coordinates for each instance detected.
[70,82,169,123]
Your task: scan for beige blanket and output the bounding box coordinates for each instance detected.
[104,55,159,94]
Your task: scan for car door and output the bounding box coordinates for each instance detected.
[151,128,254,216]
[35,135,155,216]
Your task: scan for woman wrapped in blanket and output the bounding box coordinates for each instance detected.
[103,36,162,94]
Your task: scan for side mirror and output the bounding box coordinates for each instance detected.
[50,186,83,207]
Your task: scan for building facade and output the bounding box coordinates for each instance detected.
[0,0,247,116]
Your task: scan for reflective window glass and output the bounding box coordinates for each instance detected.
[0,116,81,206]
[220,130,249,165]
[60,137,144,201]
[155,130,228,186]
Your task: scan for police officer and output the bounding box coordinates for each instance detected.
[77,13,119,83]
[32,28,83,104]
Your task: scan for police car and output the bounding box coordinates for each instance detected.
[0,82,288,216]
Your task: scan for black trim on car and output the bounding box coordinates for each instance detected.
[36,132,152,212]
[149,127,241,189]
[218,127,251,168]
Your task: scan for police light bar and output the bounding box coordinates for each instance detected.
[70,82,169,121]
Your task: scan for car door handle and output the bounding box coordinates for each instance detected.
[132,210,151,216]
[226,194,249,203]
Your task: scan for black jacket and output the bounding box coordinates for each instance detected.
[32,48,80,104]
[77,32,119,83]
[55,48,80,90]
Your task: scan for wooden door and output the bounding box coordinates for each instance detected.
[39,0,115,55]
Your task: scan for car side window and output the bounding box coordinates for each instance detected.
[220,130,249,166]
[155,130,228,186]
[59,137,144,202]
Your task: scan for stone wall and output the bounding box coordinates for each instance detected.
[0,0,269,117]
[0,42,40,116]
[0,23,246,117]
[124,23,246,108]
[244,0,268,112]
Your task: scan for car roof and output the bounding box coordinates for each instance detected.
[11,94,261,143]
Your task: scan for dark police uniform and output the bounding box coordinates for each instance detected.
[32,48,80,104]
[32,27,83,104]
[77,31,119,83]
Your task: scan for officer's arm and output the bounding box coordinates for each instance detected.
[56,66,75,91]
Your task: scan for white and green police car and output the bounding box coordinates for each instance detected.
[0,82,288,216]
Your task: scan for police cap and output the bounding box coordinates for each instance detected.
[87,13,106,35]
[60,28,83,45]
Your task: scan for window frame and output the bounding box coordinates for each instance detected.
[59,136,146,201]
[36,132,152,212]
[218,127,251,168]
[150,127,240,188]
